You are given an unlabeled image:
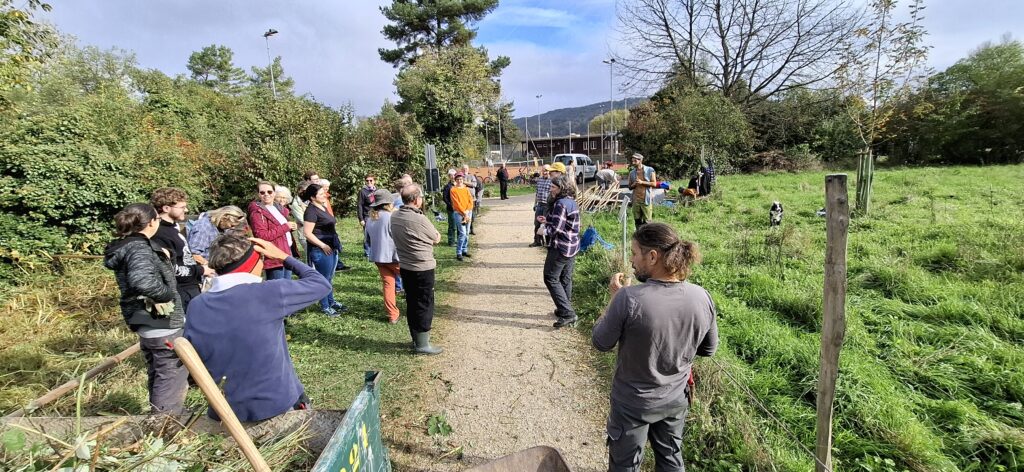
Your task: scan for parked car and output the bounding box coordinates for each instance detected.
[553,154,597,184]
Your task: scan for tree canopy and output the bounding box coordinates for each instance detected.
[378,0,500,68]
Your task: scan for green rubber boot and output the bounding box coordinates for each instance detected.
[413,332,443,355]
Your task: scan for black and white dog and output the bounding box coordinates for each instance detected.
[769,201,784,227]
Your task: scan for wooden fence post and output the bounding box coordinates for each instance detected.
[816,174,849,472]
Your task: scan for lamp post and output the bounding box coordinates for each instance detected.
[263,29,279,99]
[535,94,543,159]
[602,58,616,162]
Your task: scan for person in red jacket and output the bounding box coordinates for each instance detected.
[248,180,297,280]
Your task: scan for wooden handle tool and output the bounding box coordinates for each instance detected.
[170,337,270,472]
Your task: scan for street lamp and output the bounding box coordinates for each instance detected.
[496,79,504,163]
[602,58,616,162]
[263,28,279,99]
[536,94,544,159]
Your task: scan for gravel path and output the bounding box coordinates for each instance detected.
[387,195,609,471]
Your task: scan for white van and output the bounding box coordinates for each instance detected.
[553,154,597,184]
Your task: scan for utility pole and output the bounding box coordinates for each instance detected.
[535,94,543,159]
[602,58,616,163]
[263,29,279,99]
[549,118,553,157]
[568,121,572,153]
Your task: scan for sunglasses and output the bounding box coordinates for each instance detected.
[258,190,275,195]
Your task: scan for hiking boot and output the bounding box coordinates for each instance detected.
[456,255,464,261]
[462,252,471,258]
[412,332,443,355]
[529,242,541,247]
[330,302,349,313]
[553,317,578,328]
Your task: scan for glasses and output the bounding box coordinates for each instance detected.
[259,190,275,195]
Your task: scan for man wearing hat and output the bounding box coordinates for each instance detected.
[531,165,553,247]
[184,236,331,422]
[628,153,657,228]
[449,172,474,261]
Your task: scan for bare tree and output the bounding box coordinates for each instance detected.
[616,0,864,104]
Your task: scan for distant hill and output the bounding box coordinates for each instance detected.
[513,98,645,140]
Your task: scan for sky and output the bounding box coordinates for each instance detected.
[39,0,1024,117]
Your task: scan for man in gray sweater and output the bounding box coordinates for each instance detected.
[592,222,719,472]
[391,183,443,355]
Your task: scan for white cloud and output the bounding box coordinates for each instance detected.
[485,6,581,28]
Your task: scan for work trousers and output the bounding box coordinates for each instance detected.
[543,247,576,321]
[138,329,189,415]
[499,180,508,199]
[446,210,457,246]
[178,285,201,316]
[606,397,690,472]
[400,268,436,335]
[375,262,401,322]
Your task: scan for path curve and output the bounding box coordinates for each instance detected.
[390,194,608,471]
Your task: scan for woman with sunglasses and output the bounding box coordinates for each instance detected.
[248,180,297,280]
[301,183,347,316]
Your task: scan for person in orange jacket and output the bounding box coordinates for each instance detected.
[449,172,474,261]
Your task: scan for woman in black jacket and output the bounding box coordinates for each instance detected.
[103,203,188,414]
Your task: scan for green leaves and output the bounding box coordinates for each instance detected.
[1,429,26,453]
[426,413,453,438]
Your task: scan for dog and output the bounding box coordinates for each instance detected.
[769,201,784,227]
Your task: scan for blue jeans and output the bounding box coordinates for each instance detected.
[396,275,404,292]
[307,246,337,310]
[453,212,470,256]
[264,267,292,280]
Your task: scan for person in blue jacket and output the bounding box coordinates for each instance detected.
[183,235,331,422]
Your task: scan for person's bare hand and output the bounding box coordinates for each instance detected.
[203,266,216,277]
[609,272,630,296]
[287,221,297,230]
[250,237,289,260]
[536,216,546,223]
[193,254,208,265]
[320,244,334,255]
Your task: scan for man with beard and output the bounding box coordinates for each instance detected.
[591,222,719,472]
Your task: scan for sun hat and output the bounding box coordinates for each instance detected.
[370,189,393,207]
[549,162,567,173]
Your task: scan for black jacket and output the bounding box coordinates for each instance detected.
[442,181,454,212]
[103,234,185,331]
[153,219,203,289]
[356,186,376,223]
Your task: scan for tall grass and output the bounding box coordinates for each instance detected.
[573,165,1024,471]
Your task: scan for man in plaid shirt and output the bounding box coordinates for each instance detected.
[538,175,581,328]
[530,167,552,247]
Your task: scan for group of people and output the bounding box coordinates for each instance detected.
[102,171,444,422]
[101,155,719,472]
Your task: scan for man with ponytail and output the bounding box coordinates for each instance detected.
[592,222,719,472]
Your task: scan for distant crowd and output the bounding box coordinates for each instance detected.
[102,154,718,472]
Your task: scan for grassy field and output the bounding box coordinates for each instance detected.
[0,210,463,468]
[572,165,1024,471]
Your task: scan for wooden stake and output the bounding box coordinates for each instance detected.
[171,337,270,472]
[816,174,849,472]
[6,343,141,418]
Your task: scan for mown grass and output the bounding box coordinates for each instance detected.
[572,165,1024,472]
[0,210,461,467]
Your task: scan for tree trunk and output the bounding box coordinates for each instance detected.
[855,148,874,214]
